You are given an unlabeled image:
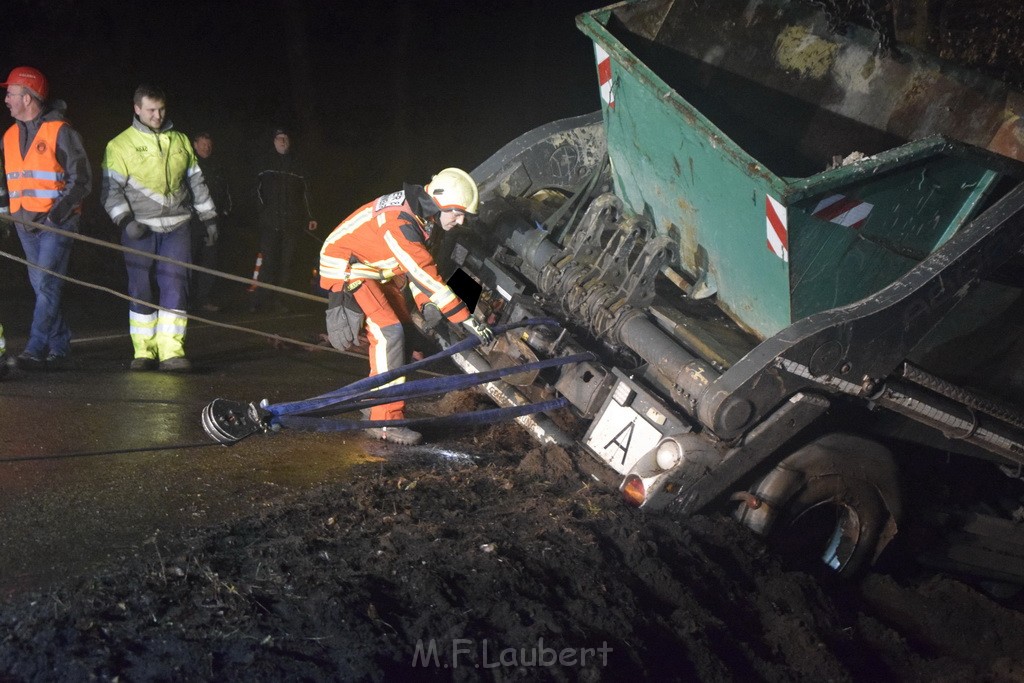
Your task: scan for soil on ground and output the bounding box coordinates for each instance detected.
[2,391,1023,682]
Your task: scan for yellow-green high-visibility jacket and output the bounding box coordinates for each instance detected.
[100,117,217,233]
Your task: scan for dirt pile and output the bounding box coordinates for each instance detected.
[2,411,1023,681]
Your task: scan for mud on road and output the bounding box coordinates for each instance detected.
[1,391,1023,682]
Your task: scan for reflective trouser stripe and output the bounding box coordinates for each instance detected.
[128,309,187,360]
[365,319,406,421]
[353,279,409,421]
[129,311,158,359]
[156,309,187,360]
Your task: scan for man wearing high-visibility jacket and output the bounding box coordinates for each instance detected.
[101,84,218,372]
[0,66,92,371]
[319,168,493,445]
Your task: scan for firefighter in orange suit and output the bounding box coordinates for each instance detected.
[319,168,493,445]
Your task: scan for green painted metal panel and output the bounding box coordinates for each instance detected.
[580,10,793,338]
[577,0,1024,341]
[789,154,1001,318]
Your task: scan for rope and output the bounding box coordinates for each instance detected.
[0,213,350,355]
[0,245,342,355]
[0,214,327,302]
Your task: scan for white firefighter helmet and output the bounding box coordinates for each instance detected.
[425,167,479,215]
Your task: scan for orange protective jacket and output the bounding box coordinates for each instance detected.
[319,186,469,324]
[3,121,72,214]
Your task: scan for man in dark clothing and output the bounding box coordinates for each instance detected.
[250,128,317,312]
[0,66,92,371]
[190,131,232,312]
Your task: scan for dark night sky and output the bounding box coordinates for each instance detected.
[1,0,607,225]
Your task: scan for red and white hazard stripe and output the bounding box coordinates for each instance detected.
[595,44,615,109]
[248,252,263,292]
[812,194,873,229]
[766,195,788,262]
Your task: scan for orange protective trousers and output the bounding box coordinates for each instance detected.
[352,278,412,421]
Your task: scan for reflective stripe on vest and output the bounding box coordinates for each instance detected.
[3,121,68,213]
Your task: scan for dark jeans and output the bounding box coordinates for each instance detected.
[17,221,74,358]
[190,219,218,308]
[253,226,297,308]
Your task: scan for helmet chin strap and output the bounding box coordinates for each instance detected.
[420,212,437,239]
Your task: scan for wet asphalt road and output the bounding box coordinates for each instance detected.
[0,282,393,598]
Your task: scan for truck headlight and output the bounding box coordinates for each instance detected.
[655,439,683,471]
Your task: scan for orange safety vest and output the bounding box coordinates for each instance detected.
[3,121,69,214]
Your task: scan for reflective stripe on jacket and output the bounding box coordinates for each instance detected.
[319,187,469,324]
[3,121,70,214]
[101,118,217,233]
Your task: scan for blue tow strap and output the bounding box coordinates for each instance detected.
[277,397,571,433]
[268,317,561,416]
[253,317,589,434]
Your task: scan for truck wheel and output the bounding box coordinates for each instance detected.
[736,433,902,579]
[770,472,889,578]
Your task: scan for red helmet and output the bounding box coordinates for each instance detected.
[1,66,48,101]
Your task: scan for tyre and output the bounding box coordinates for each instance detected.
[736,433,901,579]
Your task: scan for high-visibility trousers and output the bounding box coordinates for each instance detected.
[352,279,412,421]
[129,309,187,361]
[124,225,191,360]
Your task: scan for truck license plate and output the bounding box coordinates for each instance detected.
[585,400,663,475]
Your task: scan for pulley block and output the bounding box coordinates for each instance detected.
[202,398,274,445]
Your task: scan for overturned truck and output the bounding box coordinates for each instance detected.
[436,0,1024,580]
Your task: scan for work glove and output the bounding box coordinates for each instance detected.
[205,223,219,247]
[325,288,366,351]
[421,303,443,330]
[124,220,148,240]
[462,317,495,344]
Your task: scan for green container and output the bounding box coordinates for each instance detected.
[577,0,1024,340]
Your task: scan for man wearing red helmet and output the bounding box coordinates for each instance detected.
[0,66,92,371]
[319,168,493,445]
